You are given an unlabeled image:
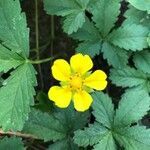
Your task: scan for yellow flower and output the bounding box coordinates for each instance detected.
[48,53,107,112]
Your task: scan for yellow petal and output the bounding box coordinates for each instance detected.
[70,53,93,74]
[84,70,107,90]
[73,90,93,112]
[48,86,72,108]
[52,59,71,81]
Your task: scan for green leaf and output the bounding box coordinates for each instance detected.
[114,126,150,150]
[44,0,90,34]
[48,138,79,150]
[102,42,128,68]
[34,91,54,112]
[124,5,150,28]
[23,106,89,142]
[0,64,36,131]
[128,0,150,12]
[91,0,120,37]
[0,44,24,72]
[76,40,101,57]
[70,18,101,41]
[0,0,29,57]
[93,132,116,150]
[74,123,109,147]
[92,92,114,128]
[63,11,85,34]
[44,0,79,16]
[0,137,24,150]
[23,109,66,142]
[114,89,150,127]
[108,24,149,51]
[133,50,150,74]
[110,67,147,88]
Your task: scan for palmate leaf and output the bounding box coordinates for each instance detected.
[133,50,150,74]
[127,0,150,12]
[0,0,37,131]
[108,24,149,51]
[23,107,89,142]
[0,44,24,73]
[44,0,91,34]
[114,89,150,127]
[0,64,37,131]
[91,0,121,37]
[74,91,150,150]
[0,137,24,150]
[0,0,29,57]
[102,42,128,68]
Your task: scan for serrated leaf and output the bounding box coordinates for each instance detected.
[114,126,150,150]
[91,0,120,37]
[110,67,147,88]
[76,40,101,57]
[74,123,109,147]
[0,44,24,72]
[0,137,24,150]
[70,18,101,41]
[44,0,79,16]
[63,11,85,34]
[48,138,79,150]
[102,42,128,68]
[133,50,150,74]
[128,0,150,12]
[0,63,36,131]
[0,0,29,57]
[23,106,89,142]
[92,92,114,128]
[124,5,150,28]
[108,24,149,51]
[23,109,66,142]
[44,0,90,34]
[114,89,150,127]
[93,132,116,150]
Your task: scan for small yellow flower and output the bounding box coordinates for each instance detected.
[48,53,107,112]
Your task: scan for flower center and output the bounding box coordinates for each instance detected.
[69,74,83,90]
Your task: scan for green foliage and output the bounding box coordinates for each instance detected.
[0,137,24,150]
[44,0,93,34]
[23,106,89,148]
[74,91,150,150]
[127,0,150,12]
[108,24,149,51]
[0,0,29,57]
[110,67,150,93]
[91,0,120,37]
[0,64,36,131]
[0,0,37,131]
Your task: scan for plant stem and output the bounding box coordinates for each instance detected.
[35,0,44,89]
[0,129,37,139]
[29,57,54,64]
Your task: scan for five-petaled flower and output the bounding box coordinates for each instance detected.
[48,53,107,112]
